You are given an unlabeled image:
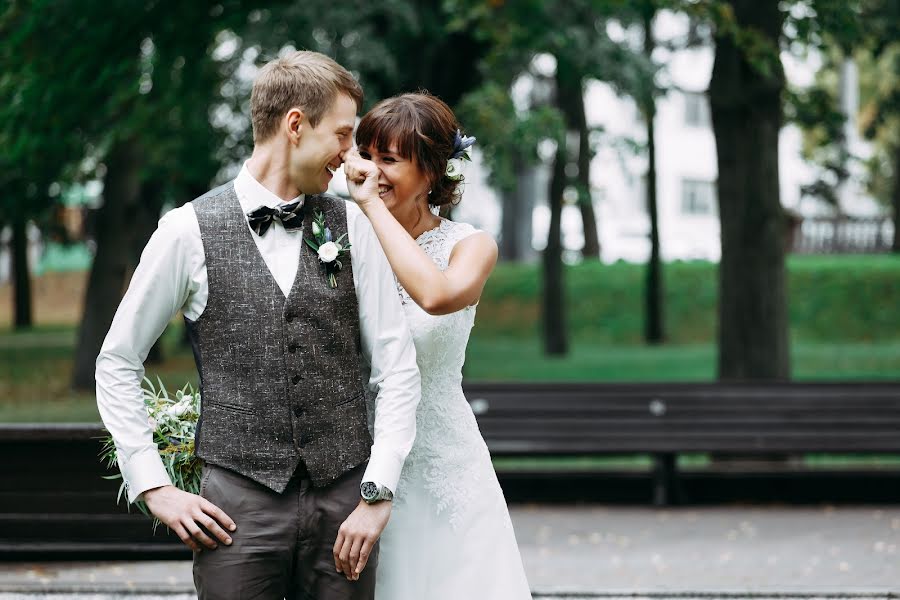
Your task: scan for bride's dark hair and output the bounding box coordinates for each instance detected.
[356,92,464,211]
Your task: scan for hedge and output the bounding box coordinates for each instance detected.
[474,255,900,344]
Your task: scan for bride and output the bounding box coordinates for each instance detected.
[339,92,533,599]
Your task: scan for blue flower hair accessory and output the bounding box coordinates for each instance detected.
[446,130,476,181]
[450,129,476,160]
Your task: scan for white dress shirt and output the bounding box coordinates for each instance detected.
[96,163,420,503]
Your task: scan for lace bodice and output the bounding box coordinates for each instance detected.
[396,218,478,386]
[382,218,503,528]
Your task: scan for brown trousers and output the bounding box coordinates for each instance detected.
[193,462,377,600]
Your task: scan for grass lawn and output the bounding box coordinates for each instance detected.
[0,326,197,423]
[465,337,900,381]
[2,325,899,422]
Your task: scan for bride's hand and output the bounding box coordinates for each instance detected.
[333,499,392,581]
[343,148,381,211]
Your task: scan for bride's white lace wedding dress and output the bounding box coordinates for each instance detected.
[370,218,532,599]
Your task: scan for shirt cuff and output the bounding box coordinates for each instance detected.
[362,446,405,495]
[120,448,174,504]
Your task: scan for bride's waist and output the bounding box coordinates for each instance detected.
[421,372,464,397]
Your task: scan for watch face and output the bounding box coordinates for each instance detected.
[360,481,378,499]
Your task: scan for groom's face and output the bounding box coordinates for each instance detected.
[289,93,357,194]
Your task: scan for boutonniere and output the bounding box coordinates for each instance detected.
[305,210,351,288]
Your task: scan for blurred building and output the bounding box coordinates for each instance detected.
[447,12,891,263]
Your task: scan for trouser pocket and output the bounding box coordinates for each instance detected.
[199,463,213,498]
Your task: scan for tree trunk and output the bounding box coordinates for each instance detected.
[555,60,600,260]
[72,139,143,390]
[500,187,519,262]
[576,101,601,260]
[11,214,33,329]
[642,8,664,344]
[500,157,536,262]
[135,179,165,365]
[893,143,899,253]
[709,0,790,380]
[543,119,569,356]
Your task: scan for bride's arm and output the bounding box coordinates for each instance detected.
[361,201,497,315]
[345,154,498,315]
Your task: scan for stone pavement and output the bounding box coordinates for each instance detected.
[0,505,898,598]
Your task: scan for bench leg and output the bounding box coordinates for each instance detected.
[653,453,677,506]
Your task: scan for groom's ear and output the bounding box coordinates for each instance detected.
[285,108,305,145]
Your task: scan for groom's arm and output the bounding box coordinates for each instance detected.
[95,205,201,503]
[96,204,237,552]
[347,204,420,495]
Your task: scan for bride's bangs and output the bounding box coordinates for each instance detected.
[356,99,426,163]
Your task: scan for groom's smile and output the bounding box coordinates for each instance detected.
[292,93,357,194]
[325,160,341,183]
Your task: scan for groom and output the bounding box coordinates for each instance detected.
[96,51,420,599]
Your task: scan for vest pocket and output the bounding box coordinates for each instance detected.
[335,391,366,407]
[206,400,255,415]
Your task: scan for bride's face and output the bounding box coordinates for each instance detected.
[358,143,430,210]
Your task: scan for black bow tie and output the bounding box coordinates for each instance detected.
[246,199,305,236]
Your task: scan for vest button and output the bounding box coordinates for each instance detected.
[298,434,309,448]
[288,343,298,353]
[293,405,304,417]
[285,314,294,323]
[292,374,301,385]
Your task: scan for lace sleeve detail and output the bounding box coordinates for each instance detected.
[419,220,480,269]
[397,220,483,305]
[446,221,479,246]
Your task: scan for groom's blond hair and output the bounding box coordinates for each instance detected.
[251,51,363,143]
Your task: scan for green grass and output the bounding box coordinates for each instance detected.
[0,325,198,423]
[477,255,900,344]
[2,324,899,422]
[464,337,900,381]
[3,252,899,422]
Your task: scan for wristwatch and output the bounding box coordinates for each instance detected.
[360,481,394,504]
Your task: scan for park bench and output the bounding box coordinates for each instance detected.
[1,382,898,559]
[0,423,185,559]
[464,382,900,505]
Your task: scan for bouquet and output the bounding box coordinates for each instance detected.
[100,377,202,530]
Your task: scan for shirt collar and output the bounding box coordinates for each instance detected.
[234,161,304,213]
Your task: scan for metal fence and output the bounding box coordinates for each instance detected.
[791,217,894,254]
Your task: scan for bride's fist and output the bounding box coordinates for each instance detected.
[342,148,381,209]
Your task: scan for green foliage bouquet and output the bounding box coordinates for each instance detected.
[100,378,202,528]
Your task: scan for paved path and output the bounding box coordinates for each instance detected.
[1,505,897,597]
[514,505,899,594]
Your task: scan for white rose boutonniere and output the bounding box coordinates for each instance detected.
[317,241,340,263]
[305,210,351,288]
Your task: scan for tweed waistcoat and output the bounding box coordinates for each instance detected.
[186,183,372,492]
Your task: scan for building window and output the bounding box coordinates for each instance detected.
[681,179,717,216]
[684,92,710,128]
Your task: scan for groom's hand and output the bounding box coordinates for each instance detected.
[342,148,381,209]
[143,485,237,552]
[333,499,392,581]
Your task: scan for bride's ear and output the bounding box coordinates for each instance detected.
[285,108,305,145]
